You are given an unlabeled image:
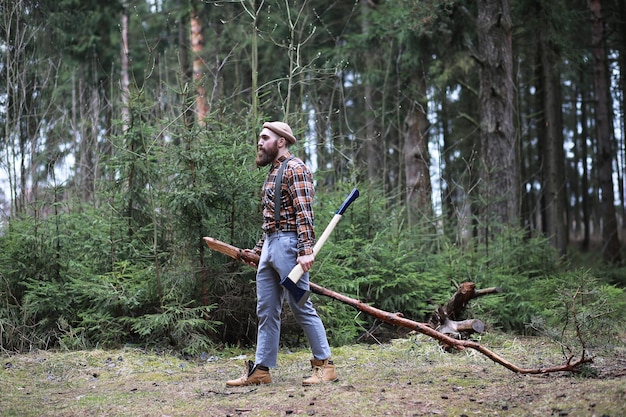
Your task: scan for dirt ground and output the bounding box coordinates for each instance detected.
[1,334,625,417]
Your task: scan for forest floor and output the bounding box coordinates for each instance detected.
[1,333,625,417]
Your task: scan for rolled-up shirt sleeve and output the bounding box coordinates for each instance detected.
[288,164,315,256]
[253,236,265,256]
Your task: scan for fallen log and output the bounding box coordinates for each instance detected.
[437,281,501,320]
[427,282,499,339]
[204,237,593,374]
[437,316,485,336]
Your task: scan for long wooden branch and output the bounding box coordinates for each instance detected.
[309,283,591,374]
[204,237,593,374]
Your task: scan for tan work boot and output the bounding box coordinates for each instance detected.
[226,360,271,387]
[302,358,338,386]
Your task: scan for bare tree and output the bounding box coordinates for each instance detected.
[1,0,58,217]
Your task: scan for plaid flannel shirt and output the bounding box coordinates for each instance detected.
[253,152,315,257]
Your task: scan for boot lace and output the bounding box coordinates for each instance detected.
[311,365,325,380]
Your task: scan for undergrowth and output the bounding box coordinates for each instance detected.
[1,180,624,357]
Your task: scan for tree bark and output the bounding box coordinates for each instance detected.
[429,282,500,322]
[620,0,626,237]
[538,26,567,255]
[404,71,433,225]
[578,74,591,251]
[589,0,621,263]
[437,318,485,336]
[120,6,130,133]
[191,1,209,126]
[250,0,260,124]
[361,1,383,184]
[178,0,193,132]
[476,0,519,233]
[426,282,499,339]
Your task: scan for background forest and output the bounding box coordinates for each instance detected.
[1,0,625,356]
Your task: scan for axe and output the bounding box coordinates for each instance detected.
[280,188,359,306]
[204,188,359,306]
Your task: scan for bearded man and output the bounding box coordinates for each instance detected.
[225,121,337,387]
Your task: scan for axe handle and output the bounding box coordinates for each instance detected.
[284,187,359,284]
[285,213,342,283]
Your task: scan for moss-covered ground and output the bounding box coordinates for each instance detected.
[1,333,624,416]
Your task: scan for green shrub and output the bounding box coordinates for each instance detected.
[528,269,625,349]
[2,126,624,355]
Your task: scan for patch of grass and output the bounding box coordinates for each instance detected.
[1,334,625,416]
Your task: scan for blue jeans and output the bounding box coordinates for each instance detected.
[254,231,331,368]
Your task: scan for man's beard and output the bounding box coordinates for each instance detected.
[255,142,279,167]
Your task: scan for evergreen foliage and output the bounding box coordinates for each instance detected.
[527,270,625,350]
[1,0,624,356]
[1,163,624,353]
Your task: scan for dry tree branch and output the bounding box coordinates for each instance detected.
[310,283,592,374]
[204,237,593,374]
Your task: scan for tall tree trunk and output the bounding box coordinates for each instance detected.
[571,84,581,243]
[476,0,519,235]
[579,74,591,251]
[191,1,209,126]
[539,30,567,255]
[177,0,193,132]
[618,0,626,238]
[589,0,621,263]
[404,71,433,226]
[520,80,534,235]
[519,57,538,236]
[121,6,130,133]
[75,65,98,203]
[440,90,456,238]
[18,132,27,215]
[250,0,259,125]
[361,0,382,183]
